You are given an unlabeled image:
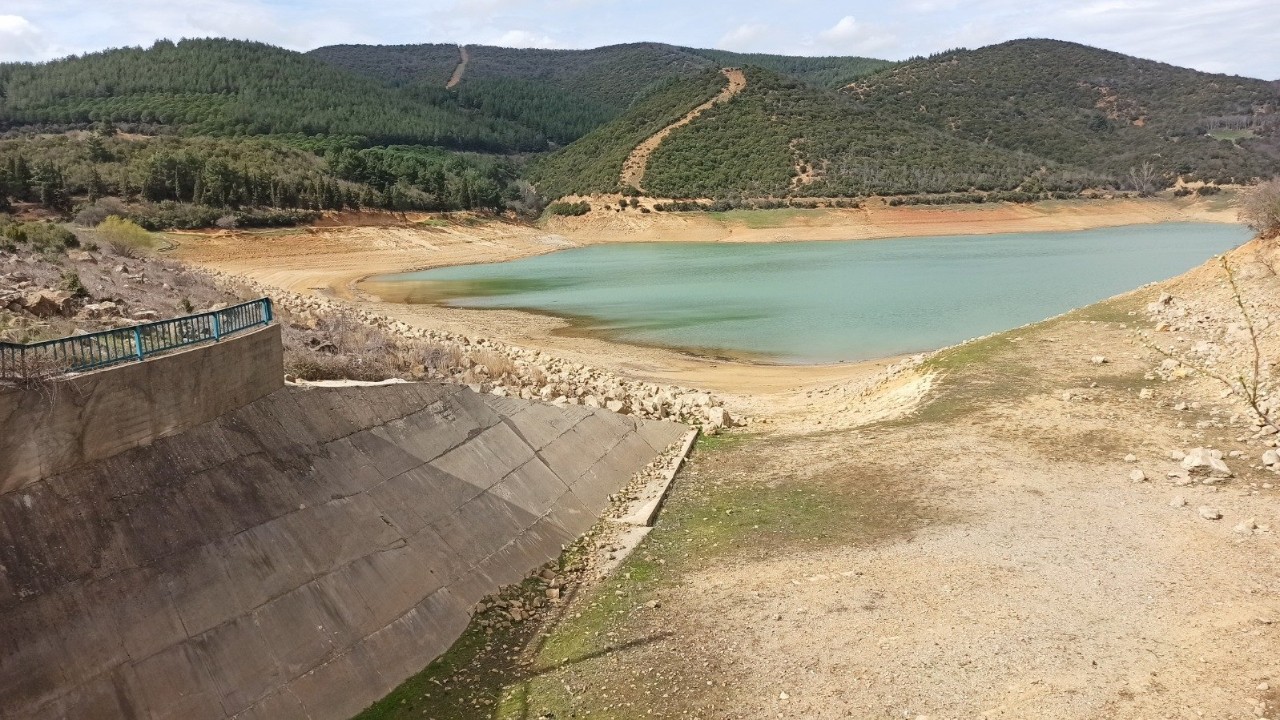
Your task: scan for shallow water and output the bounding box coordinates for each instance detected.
[370,223,1251,363]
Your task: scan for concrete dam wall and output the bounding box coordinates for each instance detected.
[0,329,686,719]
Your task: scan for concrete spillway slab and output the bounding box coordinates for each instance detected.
[0,380,686,720]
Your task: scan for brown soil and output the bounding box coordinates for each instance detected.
[446,44,468,89]
[620,68,747,191]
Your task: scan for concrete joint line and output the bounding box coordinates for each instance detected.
[613,428,699,527]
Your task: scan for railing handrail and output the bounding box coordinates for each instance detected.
[1,297,273,380]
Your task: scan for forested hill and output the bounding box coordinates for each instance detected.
[1,37,1279,229]
[307,42,891,145]
[0,39,545,151]
[847,39,1280,182]
[533,40,1280,200]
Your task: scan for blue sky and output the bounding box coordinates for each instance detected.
[2,0,1277,78]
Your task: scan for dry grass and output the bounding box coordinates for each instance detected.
[474,349,516,378]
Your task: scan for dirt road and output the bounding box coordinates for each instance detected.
[446,44,468,89]
[620,67,747,191]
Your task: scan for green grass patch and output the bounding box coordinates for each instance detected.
[1207,128,1255,142]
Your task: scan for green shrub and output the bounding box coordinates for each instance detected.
[546,201,591,217]
[94,215,157,256]
[60,271,88,297]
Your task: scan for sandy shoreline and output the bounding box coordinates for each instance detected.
[170,196,1240,400]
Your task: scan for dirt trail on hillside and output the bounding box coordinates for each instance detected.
[620,68,746,191]
[446,45,468,89]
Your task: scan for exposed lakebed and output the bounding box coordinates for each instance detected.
[367,223,1251,363]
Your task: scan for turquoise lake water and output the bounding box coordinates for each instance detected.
[370,223,1251,363]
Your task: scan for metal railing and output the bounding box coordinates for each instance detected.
[1,298,273,380]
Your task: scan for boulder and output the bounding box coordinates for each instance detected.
[1263,449,1280,467]
[21,290,74,318]
[706,406,733,429]
[78,301,120,320]
[1181,448,1232,478]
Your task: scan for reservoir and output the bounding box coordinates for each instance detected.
[367,223,1252,363]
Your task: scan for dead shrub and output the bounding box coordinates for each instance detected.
[474,350,516,378]
[421,343,464,373]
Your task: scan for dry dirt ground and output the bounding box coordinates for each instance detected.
[365,267,1279,720]
[172,205,1280,719]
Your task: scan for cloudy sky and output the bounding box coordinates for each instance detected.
[1,0,1277,78]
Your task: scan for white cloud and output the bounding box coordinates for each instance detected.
[816,15,897,54]
[717,23,768,51]
[0,14,53,61]
[491,29,560,48]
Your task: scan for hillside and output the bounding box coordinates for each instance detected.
[310,42,894,145]
[2,37,1279,226]
[525,70,730,197]
[530,40,1280,201]
[0,38,543,151]
[530,66,1104,200]
[642,67,1088,199]
[847,39,1280,184]
[681,48,893,89]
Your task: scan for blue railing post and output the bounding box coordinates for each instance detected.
[263,298,273,324]
[212,313,222,341]
[133,327,145,362]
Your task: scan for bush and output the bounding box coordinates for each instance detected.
[74,197,128,227]
[546,201,591,217]
[60,271,88,297]
[1240,180,1280,237]
[1,219,79,252]
[94,216,157,257]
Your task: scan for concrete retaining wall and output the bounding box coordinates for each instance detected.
[0,380,685,719]
[0,324,284,494]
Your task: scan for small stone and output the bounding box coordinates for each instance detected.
[1124,454,1137,463]
[1129,469,1147,482]
[1139,388,1154,400]
[1263,449,1279,467]
[1090,355,1108,365]
[779,692,789,701]
[644,600,660,609]
[1197,506,1222,520]
[1169,495,1187,508]
[1234,518,1258,534]
[1181,448,1232,478]
[1258,682,1270,691]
